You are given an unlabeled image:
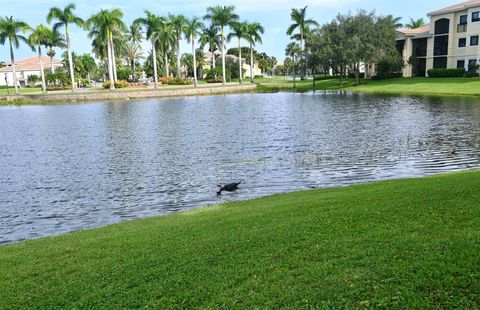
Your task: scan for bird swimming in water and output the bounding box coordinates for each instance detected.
[216,182,241,195]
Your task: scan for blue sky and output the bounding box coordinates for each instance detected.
[0,0,455,62]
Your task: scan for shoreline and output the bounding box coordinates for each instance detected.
[0,83,258,105]
[4,77,480,105]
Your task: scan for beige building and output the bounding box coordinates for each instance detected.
[398,0,480,77]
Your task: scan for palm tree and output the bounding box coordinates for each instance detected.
[87,9,126,90]
[135,11,163,88]
[79,54,97,82]
[285,42,301,88]
[199,25,220,70]
[0,16,30,94]
[185,17,204,86]
[44,29,66,73]
[168,14,187,78]
[245,21,264,83]
[126,22,143,81]
[47,3,84,92]
[158,22,176,77]
[406,17,425,29]
[227,22,248,84]
[204,5,239,85]
[385,15,403,29]
[28,24,51,93]
[286,6,318,80]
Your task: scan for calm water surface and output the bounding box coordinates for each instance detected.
[1,92,480,243]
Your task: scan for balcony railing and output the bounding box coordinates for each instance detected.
[457,24,467,33]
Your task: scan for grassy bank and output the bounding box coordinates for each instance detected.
[0,87,41,95]
[258,77,480,97]
[1,171,479,308]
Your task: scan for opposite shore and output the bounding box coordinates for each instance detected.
[2,77,480,105]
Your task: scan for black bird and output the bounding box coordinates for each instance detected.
[216,182,241,195]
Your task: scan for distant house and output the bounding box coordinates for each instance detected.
[397,0,480,77]
[202,51,262,78]
[0,56,63,87]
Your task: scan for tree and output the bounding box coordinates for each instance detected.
[87,9,126,90]
[185,17,204,86]
[168,14,187,78]
[28,24,51,93]
[245,21,264,83]
[135,11,163,88]
[47,3,84,91]
[204,5,239,85]
[405,17,425,29]
[44,29,66,73]
[126,22,143,81]
[385,15,403,29]
[199,25,220,70]
[228,21,248,84]
[286,6,318,80]
[0,16,30,94]
[285,42,301,87]
[79,54,97,81]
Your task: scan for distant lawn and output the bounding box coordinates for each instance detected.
[1,171,479,308]
[346,77,480,96]
[259,77,480,96]
[0,87,42,95]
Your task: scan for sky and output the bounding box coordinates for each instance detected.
[0,0,457,63]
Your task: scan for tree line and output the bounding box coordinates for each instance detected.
[0,3,265,94]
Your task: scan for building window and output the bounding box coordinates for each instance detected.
[459,38,467,47]
[473,12,480,22]
[471,35,479,46]
[435,18,450,34]
[469,59,477,67]
[457,60,465,69]
[433,57,448,69]
[434,35,449,55]
[460,15,468,25]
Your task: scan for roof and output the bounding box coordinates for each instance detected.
[0,56,62,73]
[397,24,431,38]
[428,0,480,16]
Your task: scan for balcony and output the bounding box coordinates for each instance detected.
[457,24,467,33]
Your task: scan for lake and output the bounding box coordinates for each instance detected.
[1,92,480,243]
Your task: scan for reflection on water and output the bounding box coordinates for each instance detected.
[1,92,480,243]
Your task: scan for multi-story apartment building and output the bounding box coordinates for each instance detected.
[398,0,480,77]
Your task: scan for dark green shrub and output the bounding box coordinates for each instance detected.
[427,68,465,78]
[466,63,479,78]
[371,72,403,80]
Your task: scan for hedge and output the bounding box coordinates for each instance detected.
[427,68,465,78]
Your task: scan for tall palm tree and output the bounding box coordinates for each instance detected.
[0,16,30,94]
[87,9,126,90]
[168,14,187,78]
[386,15,403,29]
[204,5,239,85]
[286,6,318,80]
[47,3,84,91]
[28,24,51,93]
[135,11,163,88]
[406,17,425,29]
[44,29,66,73]
[228,22,248,84]
[158,22,176,77]
[245,21,264,83]
[199,25,220,70]
[185,17,204,86]
[126,22,143,81]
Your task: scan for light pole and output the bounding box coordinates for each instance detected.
[4,73,9,95]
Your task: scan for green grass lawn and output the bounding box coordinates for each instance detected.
[1,171,479,308]
[0,87,42,95]
[259,77,480,96]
